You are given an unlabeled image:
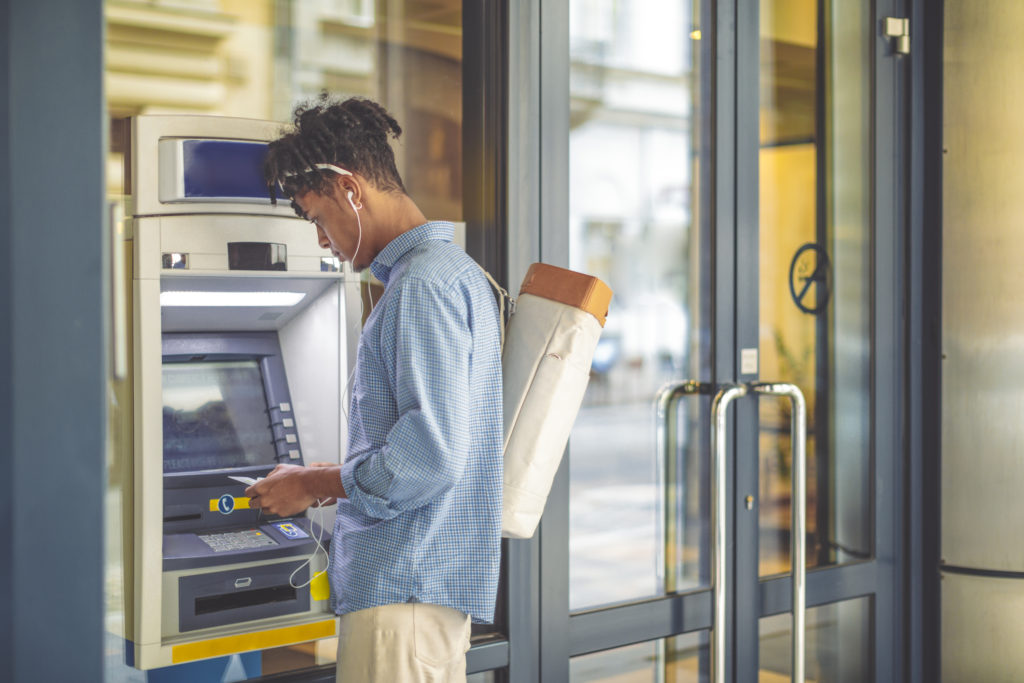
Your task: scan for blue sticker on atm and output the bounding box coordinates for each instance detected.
[217,494,235,515]
[273,521,309,540]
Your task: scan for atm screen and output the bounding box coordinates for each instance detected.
[162,360,277,473]
[182,139,269,201]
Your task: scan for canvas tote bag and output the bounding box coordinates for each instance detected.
[498,263,612,539]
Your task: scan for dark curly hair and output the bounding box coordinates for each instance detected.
[264,95,406,216]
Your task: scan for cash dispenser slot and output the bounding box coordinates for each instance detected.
[178,560,309,632]
[164,510,203,524]
[195,584,296,616]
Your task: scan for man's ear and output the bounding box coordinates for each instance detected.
[339,176,363,209]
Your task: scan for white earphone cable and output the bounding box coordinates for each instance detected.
[289,500,330,589]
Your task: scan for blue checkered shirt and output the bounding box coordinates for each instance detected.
[331,221,503,623]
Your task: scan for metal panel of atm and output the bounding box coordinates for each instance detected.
[117,115,360,670]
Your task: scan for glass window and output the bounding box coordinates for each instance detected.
[106,0,463,221]
[759,597,872,682]
[757,0,872,577]
[570,632,709,682]
[568,0,708,612]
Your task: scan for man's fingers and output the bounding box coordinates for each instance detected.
[244,480,264,497]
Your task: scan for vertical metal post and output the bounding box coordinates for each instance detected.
[710,384,746,683]
[0,3,10,678]
[751,382,807,683]
[505,0,542,680]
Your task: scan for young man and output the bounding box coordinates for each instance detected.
[248,96,503,682]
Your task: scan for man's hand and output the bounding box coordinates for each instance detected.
[245,464,318,517]
[245,462,347,517]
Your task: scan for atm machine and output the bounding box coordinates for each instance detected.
[119,115,360,670]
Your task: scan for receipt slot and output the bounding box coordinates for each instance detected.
[117,116,360,670]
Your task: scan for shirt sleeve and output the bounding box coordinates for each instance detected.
[340,276,473,520]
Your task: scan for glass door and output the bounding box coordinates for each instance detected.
[557,0,905,681]
[748,1,877,680]
[561,2,717,679]
[739,0,906,679]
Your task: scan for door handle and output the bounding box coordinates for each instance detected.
[656,381,712,593]
[659,380,806,683]
[710,383,747,683]
[656,380,739,683]
[750,382,807,683]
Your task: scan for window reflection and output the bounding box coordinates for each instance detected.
[759,598,872,682]
[570,632,709,682]
[568,0,706,611]
[758,0,872,577]
[105,0,463,221]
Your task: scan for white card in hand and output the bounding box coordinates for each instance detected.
[229,475,263,486]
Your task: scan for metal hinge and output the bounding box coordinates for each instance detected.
[884,17,910,55]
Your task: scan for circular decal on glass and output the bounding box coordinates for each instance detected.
[788,243,833,315]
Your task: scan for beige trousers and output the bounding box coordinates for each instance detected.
[335,602,472,683]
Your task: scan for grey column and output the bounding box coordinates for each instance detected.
[1,1,107,681]
[0,1,11,675]
[941,2,1024,680]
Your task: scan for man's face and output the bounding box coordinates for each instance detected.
[293,187,366,271]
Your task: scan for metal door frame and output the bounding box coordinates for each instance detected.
[731,0,906,679]
[520,0,911,680]
[519,0,738,679]
[517,0,730,675]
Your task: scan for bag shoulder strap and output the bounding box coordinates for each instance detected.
[477,265,515,351]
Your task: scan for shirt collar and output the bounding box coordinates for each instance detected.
[370,221,455,284]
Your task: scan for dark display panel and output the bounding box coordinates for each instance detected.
[162,360,276,473]
[181,139,269,200]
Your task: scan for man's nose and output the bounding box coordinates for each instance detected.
[316,225,330,249]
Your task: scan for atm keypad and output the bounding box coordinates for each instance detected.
[198,529,279,553]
